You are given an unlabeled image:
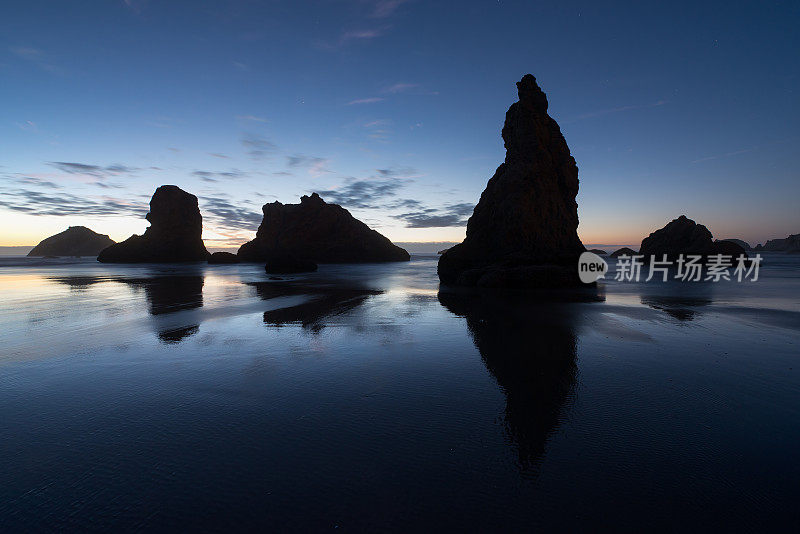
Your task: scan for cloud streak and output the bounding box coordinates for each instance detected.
[392,202,474,228]
[347,97,385,105]
[201,195,263,232]
[0,188,148,217]
[241,133,276,159]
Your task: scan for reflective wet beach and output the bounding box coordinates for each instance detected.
[1,255,798,530]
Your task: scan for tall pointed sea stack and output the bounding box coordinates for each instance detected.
[98,185,209,263]
[237,193,409,263]
[438,74,585,287]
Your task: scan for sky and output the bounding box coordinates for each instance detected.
[1,0,798,250]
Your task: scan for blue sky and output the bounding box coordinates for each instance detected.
[1,0,798,249]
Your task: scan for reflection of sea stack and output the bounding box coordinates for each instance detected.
[639,215,746,260]
[438,291,578,471]
[237,193,409,263]
[119,275,204,343]
[28,226,115,257]
[438,74,585,288]
[98,185,209,263]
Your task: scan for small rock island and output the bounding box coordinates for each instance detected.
[28,226,115,257]
[438,74,586,288]
[98,185,210,263]
[237,193,410,263]
[639,215,747,260]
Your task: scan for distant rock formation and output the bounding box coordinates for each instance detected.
[587,248,607,255]
[265,255,318,274]
[639,216,747,260]
[237,193,410,263]
[98,185,209,263]
[28,226,115,257]
[208,251,239,264]
[716,238,751,251]
[438,74,585,288]
[754,234,800,253]
[610,247,638,258]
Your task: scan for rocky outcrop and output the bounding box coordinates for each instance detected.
[754,234,800,253]
[639,216,747,260]
[716,238,751,251]
[208,251,240,264]
[437,74,585,288]
[610,247,638,258]
[587,248,607,255]
[28,226,115,257]
[237,193,409,263]
[98,185,209,263]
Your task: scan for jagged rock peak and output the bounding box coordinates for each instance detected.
[437,74,585,288]
[516,73,548,113]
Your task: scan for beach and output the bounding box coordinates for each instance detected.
[1,254,798,530]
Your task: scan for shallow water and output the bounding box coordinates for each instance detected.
[0,254,798,531]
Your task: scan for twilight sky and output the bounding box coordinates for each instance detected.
[2,0,798,249]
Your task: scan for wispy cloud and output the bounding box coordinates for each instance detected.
[208,153,229,159]
[10,175,62,189]
[392,202,474,228]
[9,46,60,73]
[47,162,138,178]
[0,188,148,217]
[236,114,268,123]
[191,169,246,183]
[691,146,758,164]
[370,0,410,18]
[286,154,332,176]
[201,195,263,232]
[16,120,38,132]
[317,179,404,208]
[347,97,385,105]
[241,133,276,159]
[340,29,383,43]
[571,100,668,121]
[383,82,418,94]
[316,167,418,208]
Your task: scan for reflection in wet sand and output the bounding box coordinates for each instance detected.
[248,281,382,332]
[50,275,204,343]
[640,296,712,321]
[438,290,581,473]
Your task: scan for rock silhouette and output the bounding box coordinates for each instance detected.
[208,251,239,264]
[237,193,409,263]
[587,248,607,255]
[716,238,751,251]
[438,74,585,288]
[639,215,746,260]
[610,247,638,258]
[28,226,115,257]
[98,185,209,263]
[754,234,800,253]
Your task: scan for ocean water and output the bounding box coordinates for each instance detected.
[0,254,798,531]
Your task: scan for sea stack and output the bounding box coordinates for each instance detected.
[98,185,209,263]
[237,193,410,263]
[438,74,585,288]
[27,226,115,257]
[639,215,747,260]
